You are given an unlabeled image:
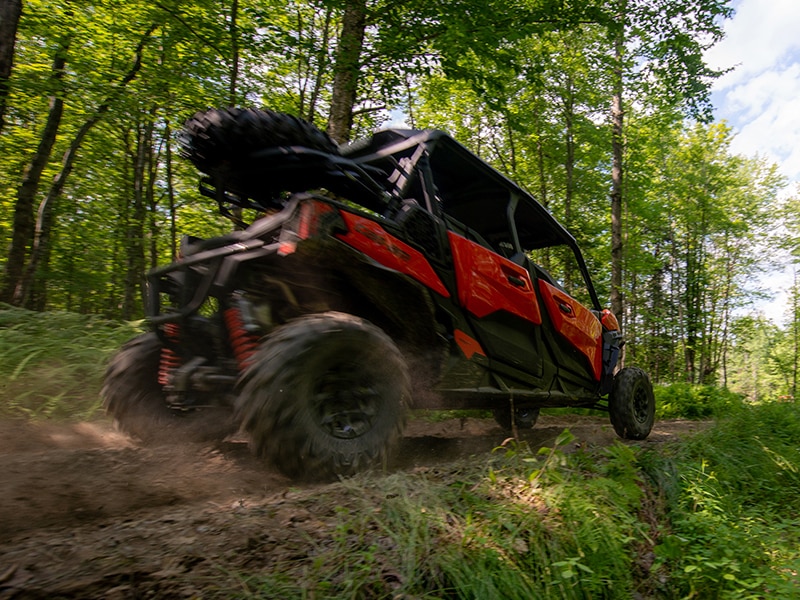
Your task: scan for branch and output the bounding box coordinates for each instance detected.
[351,104,386,117]
[152,1,225,56]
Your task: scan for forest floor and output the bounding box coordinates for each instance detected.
[0,414,708,599]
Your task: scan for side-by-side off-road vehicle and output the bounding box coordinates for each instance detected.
[102,108,655,479]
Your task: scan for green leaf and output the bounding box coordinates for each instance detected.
[555,429,575,447]
[10,349,45,380]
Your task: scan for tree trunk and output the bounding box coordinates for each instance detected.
[684,237,700,383]
[562,74,575,292]
[0,0,22,133]
[327,0,367,143]
[122,120,150,320]
[228,0,239,106]
[1,42,68,304]
[164,119,177,260]
[533,99,550,271]
[307,6,333,124]
[610,13,625,325]
[146,111,159,270]
[20,110,108,308]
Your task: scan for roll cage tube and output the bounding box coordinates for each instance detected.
[145,239,275,325]
[347,130,604,312]
[507,194,522,255]
[416,154,439,214]
[507,191,601,311]
[198,127,604,314]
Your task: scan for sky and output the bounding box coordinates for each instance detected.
[704,0,800,323]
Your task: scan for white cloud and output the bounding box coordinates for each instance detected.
[722,63,800,119]
[722,64,800,180]
[706,0,800,89]
[703,0,800,321]
[708,1,800,158]
[705,0,800,180]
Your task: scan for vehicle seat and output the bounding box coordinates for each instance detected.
[531,262,566,293]
[510,252,568,293]
[509,252,527,267]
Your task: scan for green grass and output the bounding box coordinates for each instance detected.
[653,401,800,598]
[233,432,648,599]
[0,304,142,419]
[232,406,800,599]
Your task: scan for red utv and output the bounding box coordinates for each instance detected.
[102,108,655,479]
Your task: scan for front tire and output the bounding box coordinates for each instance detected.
[236,312,410,480]
[609,367,655,440]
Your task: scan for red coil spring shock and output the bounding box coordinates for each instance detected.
[158,323,181,386]
[224,307,259,370]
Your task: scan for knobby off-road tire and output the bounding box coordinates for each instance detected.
[180,107,339,175]
[492,407,540,431]
[102,333,234,443]
[609,367,655,440]
[236,312,410,480]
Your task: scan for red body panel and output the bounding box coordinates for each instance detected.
[538,280,602,381]
[601,308,620,331]
[454,329,486,359]
[279,199,340,256]
[336,212,450,298]
[448,232,542,325]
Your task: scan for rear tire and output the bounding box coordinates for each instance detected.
[236,312,409,480]
[101,333,233,443]
[492,407,540,431]
[609,367,655,440]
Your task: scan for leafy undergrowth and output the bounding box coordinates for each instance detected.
[235,405,800,599]
[655,382,746,420]
[0,304,141,419]
[657,401,800,598]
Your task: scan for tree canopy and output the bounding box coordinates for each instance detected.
[1,0,796,397]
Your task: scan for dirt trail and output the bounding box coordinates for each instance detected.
[0,415,706,599]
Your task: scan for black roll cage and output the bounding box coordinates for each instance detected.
[197,127,603,311]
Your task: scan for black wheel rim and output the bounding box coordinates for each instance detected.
[632,385,651,423]
[311,363,380,439]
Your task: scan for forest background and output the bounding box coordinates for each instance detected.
[1,0,798,401]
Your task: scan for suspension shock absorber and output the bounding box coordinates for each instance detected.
[158,322,181,387]
[224,296,261,371]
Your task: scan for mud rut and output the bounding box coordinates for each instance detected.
[0,415,705,599]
